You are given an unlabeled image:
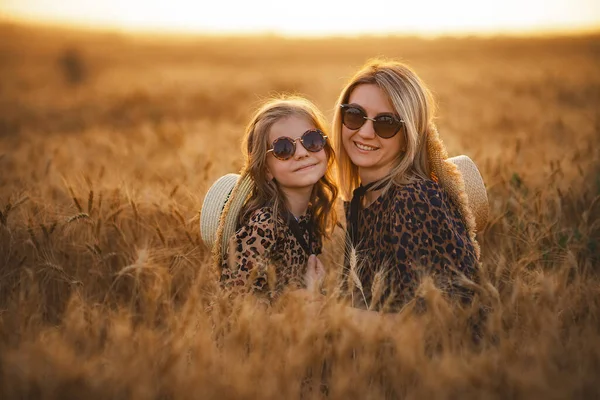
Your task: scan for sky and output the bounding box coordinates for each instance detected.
[1,0,599,36]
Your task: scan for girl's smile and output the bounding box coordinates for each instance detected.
[293,163,318,172]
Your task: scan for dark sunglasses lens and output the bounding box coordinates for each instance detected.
[302,130,326,152]
[373,115,401,138]
[272,138,295,160]
[342,107,365,130]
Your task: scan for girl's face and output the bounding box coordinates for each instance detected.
[342,84,406,183]
[265,115,328,191]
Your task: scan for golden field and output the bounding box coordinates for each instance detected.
[0,23,599,399]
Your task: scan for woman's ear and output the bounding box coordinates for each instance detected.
[265,166,274,182]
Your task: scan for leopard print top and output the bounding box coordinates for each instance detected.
[344,178,478,311]
[220,207,322,302]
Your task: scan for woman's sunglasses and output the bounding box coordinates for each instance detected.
[340,104,404,139]
[267,129,328,161]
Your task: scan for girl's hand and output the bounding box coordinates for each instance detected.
[305,254,325,293]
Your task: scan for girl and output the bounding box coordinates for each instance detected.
[332,60,487,311]
[206,96,337,305]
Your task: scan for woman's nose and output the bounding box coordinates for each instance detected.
[357,118,376,139]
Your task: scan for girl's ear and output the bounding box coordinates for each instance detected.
[265,166,274,181]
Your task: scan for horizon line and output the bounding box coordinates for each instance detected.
[2,15,600,40]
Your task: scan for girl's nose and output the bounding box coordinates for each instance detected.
[293,141,309,159]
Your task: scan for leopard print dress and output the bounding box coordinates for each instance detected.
[344,178,478,311]
[220,207,322,303]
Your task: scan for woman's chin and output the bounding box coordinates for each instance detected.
[348,154,381,169]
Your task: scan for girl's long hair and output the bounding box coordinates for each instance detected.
[239,96,338,239]
[332,59,437,201]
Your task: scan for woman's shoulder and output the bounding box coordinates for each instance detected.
[397,177,443,193]
[390,178,451,210]
[390,178,444,197]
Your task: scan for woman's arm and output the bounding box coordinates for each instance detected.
[393,181,478,297]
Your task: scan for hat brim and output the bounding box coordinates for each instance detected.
[211,174,253,267]
[446,155,489,233]
[200,174,241,250]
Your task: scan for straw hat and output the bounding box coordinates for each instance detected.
[427,125,489,259]
[444,155,489,233]
[200,173,253,259]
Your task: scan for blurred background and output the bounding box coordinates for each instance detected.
[1,0,598,183]
[0,1,598,202]
[2,0,599,36]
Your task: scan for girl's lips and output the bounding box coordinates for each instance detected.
[294,163,316,172]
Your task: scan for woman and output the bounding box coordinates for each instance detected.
[332,60,486,311]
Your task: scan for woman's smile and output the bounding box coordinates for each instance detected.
[354,141,379,152]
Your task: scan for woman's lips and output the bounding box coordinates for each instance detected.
[354,141,379,151]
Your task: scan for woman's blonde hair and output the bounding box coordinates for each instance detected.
[332,59,482,259]
[239,96,338,238]
[332,59,437,200]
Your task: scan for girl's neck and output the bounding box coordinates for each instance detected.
[279,185,313,218]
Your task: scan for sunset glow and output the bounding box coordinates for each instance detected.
[1,0,599,36]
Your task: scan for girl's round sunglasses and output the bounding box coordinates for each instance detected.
[267,129,328,161]
[340,104,404,139]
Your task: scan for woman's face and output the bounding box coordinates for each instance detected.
[265,115,328,191]
[341,84,405,183]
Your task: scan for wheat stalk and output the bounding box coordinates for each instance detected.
[0,196,29,225]
[130,199,139,221]
[172,207,186,227]
[106,206,124,221]
[67,212,90,223]
[86,243,101,256]
[156,225,167,246]
[94,218,103,238]
[87,190,94,214]
[40,223,50,239]
[27,220,40,252]
[111,222,127,243]
[169,184,179,198]
[347,247,367,308]
[369,267,386,311]
[12,196,29,209]
[68,186,83,212]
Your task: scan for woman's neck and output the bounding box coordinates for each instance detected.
[279,185,313,218]
[358,166,389,187]
[358,167,389,206]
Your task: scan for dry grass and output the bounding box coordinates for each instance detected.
[0,22,599,399]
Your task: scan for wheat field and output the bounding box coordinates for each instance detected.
[0,23,599,399]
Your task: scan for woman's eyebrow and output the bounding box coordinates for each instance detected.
[348,103,396,116]
[346,102,366,110]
